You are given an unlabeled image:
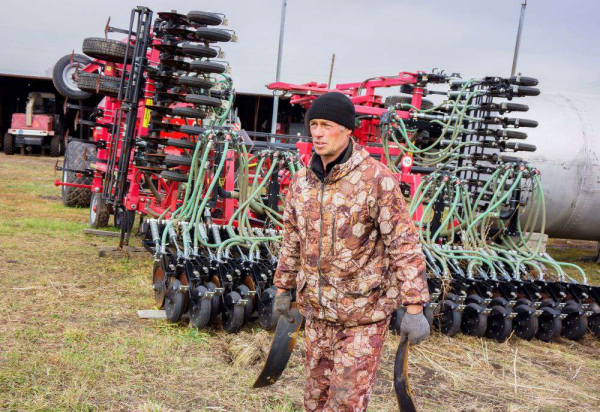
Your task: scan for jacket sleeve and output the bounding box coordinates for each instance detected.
[273,177,301,290]
[370,172,430,306]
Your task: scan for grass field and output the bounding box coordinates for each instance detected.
[0,153,598,412]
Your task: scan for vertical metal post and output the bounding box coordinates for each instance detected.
[327,53,336,88]
[511,0,527,77]
[270,0,287,137]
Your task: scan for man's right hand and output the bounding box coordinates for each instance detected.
[273,289,293,322]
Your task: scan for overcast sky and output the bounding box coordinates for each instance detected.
[1,0,598,95]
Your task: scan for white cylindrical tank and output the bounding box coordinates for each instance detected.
[519,92,600,240]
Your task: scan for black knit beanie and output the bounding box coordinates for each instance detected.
[305,92,356,131]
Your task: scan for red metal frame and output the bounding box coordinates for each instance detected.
[269,72,427,220]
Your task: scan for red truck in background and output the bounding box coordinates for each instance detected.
[4,92,63,156]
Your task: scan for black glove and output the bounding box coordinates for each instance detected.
[273,290,293,322]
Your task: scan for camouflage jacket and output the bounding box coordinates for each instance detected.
[273,142,430,326]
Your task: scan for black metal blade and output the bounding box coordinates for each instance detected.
[253,305,304,388]
[394,339,417,412]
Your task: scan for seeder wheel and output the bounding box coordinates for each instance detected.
[461,302,488,337]
[222,291,245,333]
[258,286,278,330]
[485,305,513,343]
[536,306,562,342]
[190,285,211,329]
[513,304,539,341]
[587,303,600,338]
[435,300,462,336]
[206,282,222,322]
[152,261,167,309]
[389,308,405,334]
[561,304,588,340]
[236,284,254,321]
[165,279,186,323]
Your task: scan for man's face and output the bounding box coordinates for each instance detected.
[309,119,352,159]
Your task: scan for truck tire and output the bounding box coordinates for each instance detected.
[384,95,435,111]
[181,43,218,58]
[171,106,207,119]
[82,37,134,62]
[52,54,94,100]
[185,94,222,107]
[76,73,120,98]
[50,135,61,157]
[62,140,95,207]
[195,28,232,42]
[190,60,226,74]
[177,76,214,89]
[3,133,14,155]
[187,11,223,26]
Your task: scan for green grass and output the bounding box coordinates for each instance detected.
[0,153,598,412]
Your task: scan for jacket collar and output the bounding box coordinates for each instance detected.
[308,140,370,184]
[309,140,352,181]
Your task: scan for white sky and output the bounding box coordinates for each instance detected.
[1,0,598,95]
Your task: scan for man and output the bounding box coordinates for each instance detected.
[273,92,430,412]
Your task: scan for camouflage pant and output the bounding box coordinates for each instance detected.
[303,317,390,412]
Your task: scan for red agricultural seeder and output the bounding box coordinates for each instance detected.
[52,6,599,341]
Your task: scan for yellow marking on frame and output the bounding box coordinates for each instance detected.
[142,99,153,128]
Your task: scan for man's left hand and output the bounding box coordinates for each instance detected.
[400,305,430,346]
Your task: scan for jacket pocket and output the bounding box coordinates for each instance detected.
[337,272,383,297]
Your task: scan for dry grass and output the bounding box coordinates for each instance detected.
[0,153,598,412]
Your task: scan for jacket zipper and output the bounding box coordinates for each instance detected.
[317,179,325,308]
[331,215,336,256]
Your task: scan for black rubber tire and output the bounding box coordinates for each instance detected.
[190,60,226,74]
[206,282,222,322]
[222,291,245,333]
[52,54,94,100]
[76,73,120,98]
[485,305,513,343]
[513,305,538,341]
[190,285,212,329]
[152,261,166,309]
[62,140,95,207]
[436,300,462,336]
[3,133,14,155]
[236,284,254,321]
[384,95,435,111]
[177,76,214,89]
[172,106,207,119]
[165,138,197,150]
[165,279,186,323]
[160,170,189,182]
[258,286,278,330]
[461,303,488,337]
[89,192,110,228]
[50,135,61,157]
[82,37,134,62]
[181,43,218,58]
[165,155,192,167]
[187,11,223,26]
[185,94,222,107]
[195,28,232,42]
